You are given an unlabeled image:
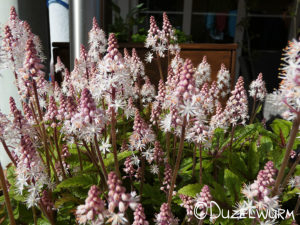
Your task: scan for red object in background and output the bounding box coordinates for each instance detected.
[216,14,227,32]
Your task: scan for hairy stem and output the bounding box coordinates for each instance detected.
[74,138,83,172]
[39,202,55,225]
[82,140,106,188]
[0,140,17,167]
[172,134,177,164]
[156,54,164,81]
[54,127,66,179]
[167,117,187,205]
[32,81,51,177]
[192,144,196,178]
[140,156,146,196]
[273,114,300,195]
[249,94,257,124]
[0,162,16,225]
[166,132,171,162]
[294,196,300,217]
[111,87,121,178]
[199,143,203,185]
[281,154,300,190]
[94,134,108,180]
[229,126,235,153]
[32,207,37,225]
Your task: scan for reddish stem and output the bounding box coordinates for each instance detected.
[111,87,121,178]
[0,139,17,167]
[167,117,187,205]
[272,113,300,195]
[0,162,16,225]
[94,134,108,180]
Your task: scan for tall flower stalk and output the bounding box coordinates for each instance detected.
[271,40,300,195]
[0,162,16,225]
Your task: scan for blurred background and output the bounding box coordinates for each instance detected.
[1,0,296,90]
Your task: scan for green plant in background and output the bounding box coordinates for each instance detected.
[131,28,147,43]
[131,29,192,43]
[109,3,146,42]
[172,29,192,44]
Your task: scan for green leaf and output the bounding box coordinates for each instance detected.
[270,119,292,140]
[256,104,262,114]
[232,124,258,148]
[269,145,285,168]
[55,193,81,208]
[258,136,273,154]
[37,218,51,225]
[13,203,19,220]
[211,182,228,204]
[247,142,259,179]
[135,183,164,207]
[0,195,4,204]
[295,165,300,176]
[18,203,34,223]
[282,188,300,202]
[55,174,95,192]
[178,183,203,197]
[224,169,241,202]
[104,151,135,167]
[280,218,293,225]
[228,152,248,179]
[179,157,193,174]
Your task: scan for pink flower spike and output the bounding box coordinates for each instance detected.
[107,171,139,213]
[76,185,106,224]
[155,203,178,225]
[133,203,149,225]
[249,73,267,101]
[44,96,58,122]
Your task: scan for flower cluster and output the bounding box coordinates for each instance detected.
[194,56,211,88]
[179,194,195,221]
[240,161,278,211]
[216,64,231,98]
[249,73,267,101]
[76,185,107,224]
[133,203,149,225]
[130,109,155,151]
[145,13,178,61]
[155,203,179,225]
[270,39,300,120]
[15,135,49,207]
[107,172,139,213]
[223,76,248,126]
[195,185,212,218]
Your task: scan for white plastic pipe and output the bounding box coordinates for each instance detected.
[48,0,69,43]
[48,0,69,81]
[69,0,100,69]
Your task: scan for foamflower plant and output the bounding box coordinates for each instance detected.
[0,7,299,225]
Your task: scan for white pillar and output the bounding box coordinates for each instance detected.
[69,0,100,69]
[48,0,69,43]
[0,0,19,166]
[48,0,69,80]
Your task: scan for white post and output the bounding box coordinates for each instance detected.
[48,0,70,80]
[69,0,100,69]
[0,0,19,166]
